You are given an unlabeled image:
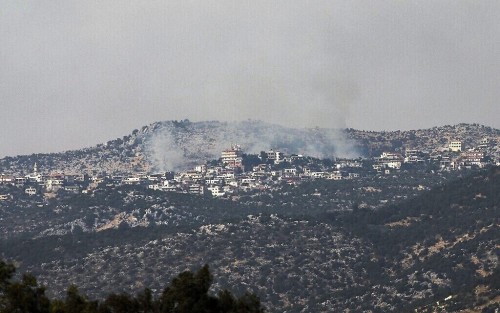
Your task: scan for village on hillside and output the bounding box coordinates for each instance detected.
[0,137,498,203]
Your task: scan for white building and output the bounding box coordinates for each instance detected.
[460,150,484,166]
[328,171,343,180]
[188,184,204,195]
[221,145,243,167]
[378,152,404,169]
[25,163,43,183]
[148,184,161,190]
[0,175,15,184]
[207,185,225,197]
[310,172,326,179]
[194,164,207,173]
[123,176,141,184]
[283,168,297,176]
[266,150,285,164]
[25,186,37,196]
[449,141,462,152]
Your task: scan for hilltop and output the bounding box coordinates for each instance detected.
[0,120,353,175]
[0,120,498,175]
[346,123,500,157]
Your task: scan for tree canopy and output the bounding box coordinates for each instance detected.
[0,261,264,313]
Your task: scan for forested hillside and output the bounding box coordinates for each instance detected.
[1,166,498,312]
[339,166,500,311]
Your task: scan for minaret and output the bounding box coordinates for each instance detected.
[33,162,38,174]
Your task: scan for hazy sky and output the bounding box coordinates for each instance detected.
[1,1,499,157]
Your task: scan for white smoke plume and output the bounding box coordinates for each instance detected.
[143,120,360,171]
[144,124,186,172]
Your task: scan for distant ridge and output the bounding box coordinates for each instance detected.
[345,123,499,156]
[0,121,498,175]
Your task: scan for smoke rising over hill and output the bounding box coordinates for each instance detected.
[143,120,360,172]
[0,121,496,175]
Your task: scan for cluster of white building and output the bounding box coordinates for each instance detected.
[145,146,362,197]
[439,139,499,170]
[0,163,86,198]
[1,138,498,201]
[372,139,498,174]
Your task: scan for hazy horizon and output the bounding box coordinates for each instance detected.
[2,1,499,157]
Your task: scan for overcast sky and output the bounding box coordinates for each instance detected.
[1,1,499,157]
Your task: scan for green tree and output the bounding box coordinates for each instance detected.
[0,260,16,295]
[102,293,138,313]
[3,273,50,313]
[159,264,217,313]
[63,285,89,313]
[216,290,236,312]
[234,293,265,313]
[136,288,154,313]
[0,261,265,313]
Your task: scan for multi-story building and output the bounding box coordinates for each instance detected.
[449,141,462,152]
[221,145,243,168]
[188,184,204,195]
[207,185,225,197]
[378,152,404,169]
[404,149,426,164]
[0,175,15,184]
[266,150,285,164]
[460,150,484,167]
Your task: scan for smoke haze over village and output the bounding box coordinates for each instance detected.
[1,1,499,157]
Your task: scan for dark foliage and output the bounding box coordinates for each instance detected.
[0,262,264,313]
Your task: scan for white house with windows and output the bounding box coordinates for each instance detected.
[378,152,404,169]
[328,171,343,180]
[449,141,462,152]
[0,175,15,184]
[207,185,225,197]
